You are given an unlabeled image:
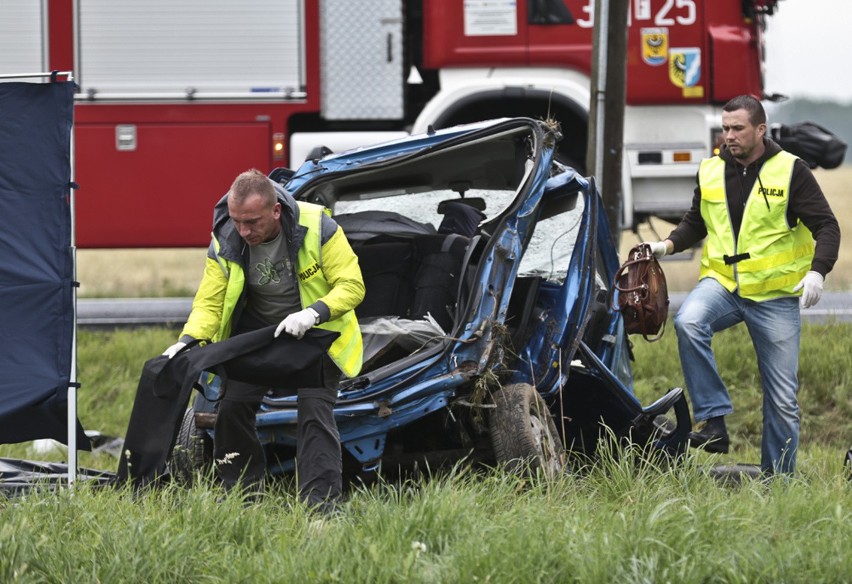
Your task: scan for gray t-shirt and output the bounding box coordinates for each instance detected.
[245,231,302,324]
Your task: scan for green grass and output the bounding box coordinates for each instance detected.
[1,324,850,582]
[1,450,850,583]
[631,319,852,449]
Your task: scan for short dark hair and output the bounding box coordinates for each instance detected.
[723,95,766,127]
[229,169,277,207]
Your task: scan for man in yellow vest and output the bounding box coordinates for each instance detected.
[163,169,365,508]
[645,95,839,475]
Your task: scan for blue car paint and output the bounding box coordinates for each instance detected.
[190,118,690,473]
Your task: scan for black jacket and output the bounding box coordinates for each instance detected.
[667,138,840,277]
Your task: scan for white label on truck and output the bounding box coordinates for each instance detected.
[464,0,518,36]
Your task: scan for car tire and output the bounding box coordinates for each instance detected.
[489,382,565,478]
[169,408,213,485]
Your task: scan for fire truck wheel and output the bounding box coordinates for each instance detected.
[168,408,213,485]
[489,382,565,479]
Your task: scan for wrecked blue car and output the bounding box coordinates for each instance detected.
[172,117,691,481]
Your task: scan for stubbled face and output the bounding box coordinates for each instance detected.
[721,108,766,165]
[228,193,281,246]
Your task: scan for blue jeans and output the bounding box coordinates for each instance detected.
[674,278,801,475]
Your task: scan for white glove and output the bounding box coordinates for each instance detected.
[162,341,187,359]
[793,271,824,308]
[274,308,318,339]
[644,241,669,258]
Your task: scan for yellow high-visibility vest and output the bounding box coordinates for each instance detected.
[698,151,814,302]
[198,202,363,377]
[295,203,363,378]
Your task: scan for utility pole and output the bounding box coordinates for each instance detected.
[586,0,629,247]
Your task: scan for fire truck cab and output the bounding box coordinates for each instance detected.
[0,0,781,247]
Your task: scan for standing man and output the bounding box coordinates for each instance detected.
[645,95,839,475]
[163,169,365,507]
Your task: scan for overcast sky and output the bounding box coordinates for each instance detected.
[763,0,852,103]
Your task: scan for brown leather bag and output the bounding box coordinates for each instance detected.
[611,243,669,342]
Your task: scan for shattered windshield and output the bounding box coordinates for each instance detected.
[517,193,584,282]
[333,188,515,229]
[334,185,584,283]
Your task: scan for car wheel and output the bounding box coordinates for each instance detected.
[169,408,213,485]
[489,383,565,478]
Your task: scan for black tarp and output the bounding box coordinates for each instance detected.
[0,458,112,496]
[0,80,87,446]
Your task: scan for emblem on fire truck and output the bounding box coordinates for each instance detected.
[641,28,668,66]
[668,47,701,88]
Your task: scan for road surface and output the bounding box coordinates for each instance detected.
[76,292,852,327]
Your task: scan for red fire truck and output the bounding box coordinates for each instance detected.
[1,0,781,247]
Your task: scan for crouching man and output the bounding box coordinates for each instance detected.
[163,169,364,508]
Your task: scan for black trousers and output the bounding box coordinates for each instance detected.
[214,315,342,506]
[117,320,338,490]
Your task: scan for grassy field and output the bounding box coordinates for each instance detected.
[3,168,849,582]
[0,324,850,582]
[1,321,844,474]
[1,448,850,583]
[75,166,852,297]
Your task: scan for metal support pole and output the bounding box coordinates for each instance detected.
[586,1,628,246]
[66,71,79,487]
[591,0,609,184]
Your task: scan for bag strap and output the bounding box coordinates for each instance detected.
[639,311,666,343]
[609,244,653,309]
